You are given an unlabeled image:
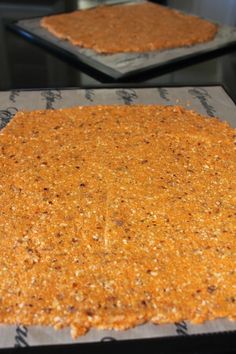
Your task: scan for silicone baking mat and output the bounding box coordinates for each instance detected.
[0,86,235,349]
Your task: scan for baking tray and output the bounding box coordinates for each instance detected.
[0,86,235,354]
[8,2,236,79]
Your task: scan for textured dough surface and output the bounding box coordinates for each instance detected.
[0,105,235,338]
[41,2,218,54]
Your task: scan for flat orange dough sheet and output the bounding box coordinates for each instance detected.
[41,2,218,54]
[0,105,235,338]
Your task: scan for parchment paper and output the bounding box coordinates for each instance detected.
[0,86,235,348]
[12,3,236,79]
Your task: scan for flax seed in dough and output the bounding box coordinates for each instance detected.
[0,105,235,338]
[41,2,218,54]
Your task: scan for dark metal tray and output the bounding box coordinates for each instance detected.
[0,85,235,354]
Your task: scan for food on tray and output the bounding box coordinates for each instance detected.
[0,105,235,338]
[41,2,218,54]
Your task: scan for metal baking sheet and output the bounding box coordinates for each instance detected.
[0,86,235,349]
[9,3,236,79]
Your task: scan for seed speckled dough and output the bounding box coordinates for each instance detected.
[41,2,218,54]
[0,104,235,338]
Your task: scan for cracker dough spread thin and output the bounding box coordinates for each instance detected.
[41,2,218,54]
[0,105,235,338]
